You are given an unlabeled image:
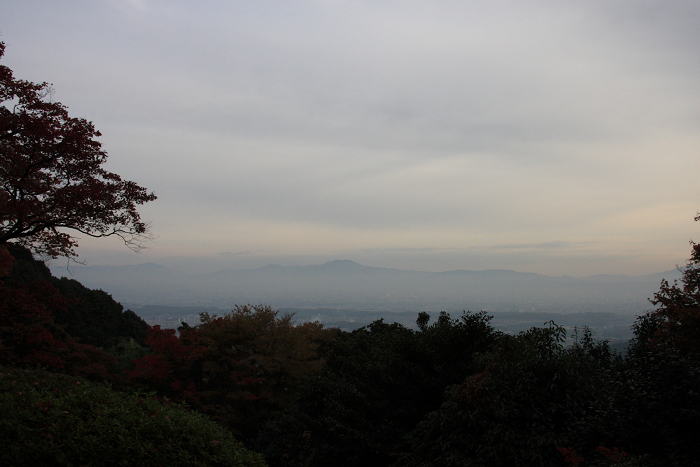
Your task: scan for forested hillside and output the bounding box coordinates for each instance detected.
[5,245,148,349]
[4,235,700,465]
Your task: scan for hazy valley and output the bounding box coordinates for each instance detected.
[52,259,681,344]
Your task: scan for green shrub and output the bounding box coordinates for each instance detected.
[0,366,266,467]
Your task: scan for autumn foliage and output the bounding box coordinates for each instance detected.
[127,305,338,440]
[0,41,156,259]
[0,267,117,381]
[0,244,151,383]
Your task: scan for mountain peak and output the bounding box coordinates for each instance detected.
[322,259,362,267]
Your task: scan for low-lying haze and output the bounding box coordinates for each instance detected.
[52,259,681,316]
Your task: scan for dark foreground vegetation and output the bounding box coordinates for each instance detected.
[0,367,265,467]
[2,240,700,466]
[2,40,700,465]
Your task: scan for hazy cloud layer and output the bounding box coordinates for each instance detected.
[3,1,700,275]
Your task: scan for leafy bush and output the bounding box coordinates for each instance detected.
[608,326,700,465]
[0,366,266,467]
[107,337,152,373]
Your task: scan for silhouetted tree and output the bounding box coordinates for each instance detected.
[610,216,700,465]
[0,41,156,260]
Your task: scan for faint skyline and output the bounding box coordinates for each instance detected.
[3,1,700,276]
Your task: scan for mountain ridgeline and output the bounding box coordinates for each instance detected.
[52,259,681,315]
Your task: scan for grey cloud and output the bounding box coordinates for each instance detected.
[17,2,697,154]
[474,241,580,250]
[3,1,699,275]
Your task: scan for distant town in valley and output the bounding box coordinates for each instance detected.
[53,259,681,347]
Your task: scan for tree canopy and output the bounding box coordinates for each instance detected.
[0,42,156,259]
[126,304,338,441]
[257,311,502,467]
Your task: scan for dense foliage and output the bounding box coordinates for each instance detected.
[126,305,338,441]
[4,244,148,349]
[0,248,117,381]
[0,244,149,385]
[3,236,700,466]
[604,225,700,466]
[256,311,501,467]
[608,337,700,466]
[0,366,266,467]
[255,244,700,467]
[3,241,700,466]
[402,324,617,466]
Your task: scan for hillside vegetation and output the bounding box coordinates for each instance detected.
[3,241,700,465]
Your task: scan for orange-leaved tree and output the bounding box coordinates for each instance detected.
[127,304,338,440]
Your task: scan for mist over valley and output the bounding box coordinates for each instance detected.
[52,259,681,344]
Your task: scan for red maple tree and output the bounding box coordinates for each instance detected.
[0,42,156,259]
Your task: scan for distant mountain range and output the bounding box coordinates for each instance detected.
[51,260,682,315]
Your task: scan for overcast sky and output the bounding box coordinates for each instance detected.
[3,1,700,276]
